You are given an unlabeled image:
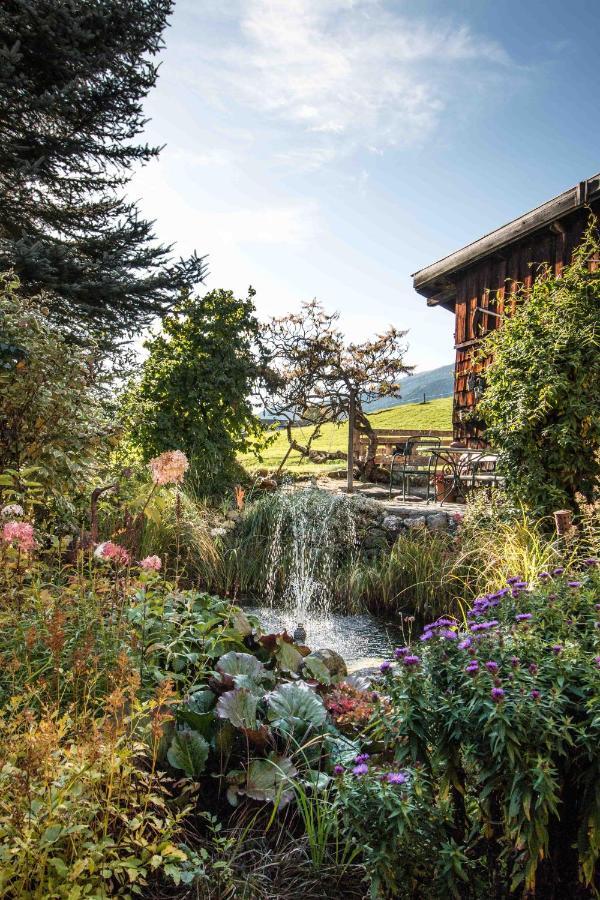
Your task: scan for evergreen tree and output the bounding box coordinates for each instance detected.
[0,0,206,347]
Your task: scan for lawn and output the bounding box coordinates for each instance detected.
[242,396,453,475]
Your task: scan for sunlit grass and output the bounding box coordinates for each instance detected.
[241,397,453,475]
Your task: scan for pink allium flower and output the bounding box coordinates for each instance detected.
[94,541,130,566]
[148,450,189,486]
[139,555,162,572]
[2,520,35,551]
[1,504,24,518]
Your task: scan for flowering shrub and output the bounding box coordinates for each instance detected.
[367,561,600,896]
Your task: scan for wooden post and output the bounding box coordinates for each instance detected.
[347,388,355,494]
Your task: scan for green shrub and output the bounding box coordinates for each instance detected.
[0,273,114,526]
[479,219,600,515]
[361,560,600,897]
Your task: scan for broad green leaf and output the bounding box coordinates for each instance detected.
[167,729,209,777]
[303,655,331,685]
[216,689,258,730]
[226,753,297,806]
[267,682,327,733]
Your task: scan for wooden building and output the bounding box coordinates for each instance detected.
[412,173,600,445]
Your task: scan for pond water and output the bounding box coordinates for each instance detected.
[243,605,405,664]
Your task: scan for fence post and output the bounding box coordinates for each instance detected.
[347,389,355,494]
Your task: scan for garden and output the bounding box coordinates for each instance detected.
[1,2,600,898]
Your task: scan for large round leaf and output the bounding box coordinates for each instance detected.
[167,729,209,777]
[216,688,258,730]
[215,651,273,693]
[226,753,297,806]
[267,682,327,733]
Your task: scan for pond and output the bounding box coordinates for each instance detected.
[243,604,405,665]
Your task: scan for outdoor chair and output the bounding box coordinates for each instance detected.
[389,437,440,501]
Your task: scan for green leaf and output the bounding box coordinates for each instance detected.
[167,729,209,777]
[216,689,258,730]
[226,753,297,806]
[276,639,304,674]
[215,651,273,692]
[303,655,331,685]
[267,682,327,733]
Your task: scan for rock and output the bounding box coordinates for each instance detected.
[404,516,427,529]
[381,514,403,534]
[426,512,448,531]
[305,648,347,678]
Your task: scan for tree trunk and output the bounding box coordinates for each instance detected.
[284,422,347,464]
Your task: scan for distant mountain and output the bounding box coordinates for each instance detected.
[364,363,454,412]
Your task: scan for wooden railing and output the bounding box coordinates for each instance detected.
[354,429,453,466]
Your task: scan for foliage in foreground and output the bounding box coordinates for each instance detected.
[350,562,600,897]
[479,218,600,515]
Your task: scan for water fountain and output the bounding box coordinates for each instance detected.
[246,486,403,664]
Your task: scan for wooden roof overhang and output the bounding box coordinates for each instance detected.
[412,172,600,312]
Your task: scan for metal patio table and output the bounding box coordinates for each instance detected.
[425,447,494,505]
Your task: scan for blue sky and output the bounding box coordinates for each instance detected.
[131,0,600,371]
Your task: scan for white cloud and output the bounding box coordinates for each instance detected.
[178,0,510,163]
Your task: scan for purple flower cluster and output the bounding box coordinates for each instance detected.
[380,660,392,674]
[394,646,409,659]
[384,772,407,785]
[515,613,532,622]
[485,661,499,673]
[491,687,505,703]
[465,660,479,676]
[470,620,499,632]
[403,654,421,667]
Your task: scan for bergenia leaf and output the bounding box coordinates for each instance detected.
[215,651,272,691]
[167,729,209,777]
[216,688,258,729]
[303,655,331,685]
[276,639,303,674]
[226,753,297,806]
[267,682,327,732]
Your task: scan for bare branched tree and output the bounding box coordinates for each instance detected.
[261,300,413,479]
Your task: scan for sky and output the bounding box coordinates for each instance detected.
[130,0,600,371]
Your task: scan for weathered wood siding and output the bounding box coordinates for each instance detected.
[451,202,600,445]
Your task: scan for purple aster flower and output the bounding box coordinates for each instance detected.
[458,638,472,650]
[551,644,563,655]
[538,572,551,580]
[485,661,499,673]
[583,557,598,567]
[529,663,538,675]
[385,772,407,785]
[513,581,528,589]
[515,613,532,622]
[491,687,505,703]
[352,763,369,776]
[333,764,345,775]
[441,629,458,640]
[530,689,541,701]
[567,581,582,588]
[403,655,421,667]
[506,576,521,585]
[465,661,479,675]
[394,646,409,658]
[380,660,392,673]
[420,631,434,642]
[354,753,370,763]
[510,656,520,668]
[553,567,565,575]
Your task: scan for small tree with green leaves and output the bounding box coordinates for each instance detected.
[0,272,114,525]
[478,218,600,515]
[124,288,267,496]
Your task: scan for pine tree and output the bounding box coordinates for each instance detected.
[0,0,207,348]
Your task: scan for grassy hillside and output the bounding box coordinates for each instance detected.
[365,363,454,411]
[242,396,453,475]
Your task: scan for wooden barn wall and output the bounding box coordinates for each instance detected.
[451,203,600,446]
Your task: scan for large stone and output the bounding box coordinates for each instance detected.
[404,515,427,529]
[381,514,403,534]
[305,648,347,678]
[426,512,449,531]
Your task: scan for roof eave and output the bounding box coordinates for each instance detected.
[413,173,600,302]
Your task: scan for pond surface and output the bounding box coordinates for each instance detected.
[243,605,405,664]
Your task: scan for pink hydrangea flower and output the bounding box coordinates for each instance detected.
[139,555,162,572]
[2,520,35,551]
[1,504,24,518]
[148,450,189,486]
[94,541,131,566]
